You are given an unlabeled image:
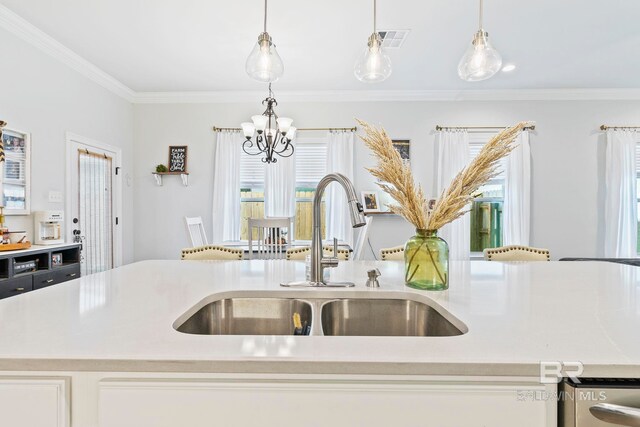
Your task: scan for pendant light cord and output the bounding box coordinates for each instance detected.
[264,0,268,32]
[373,0,377,34]
[479,0,483,30]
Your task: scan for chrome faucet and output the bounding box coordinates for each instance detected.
[282,173,366,287]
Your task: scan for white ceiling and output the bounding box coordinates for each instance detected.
[2,0,639,93]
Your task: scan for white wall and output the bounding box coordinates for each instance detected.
[0,27,135,263]
[133,99,640,261]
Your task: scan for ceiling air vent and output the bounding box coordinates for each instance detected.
[377,30,410,49]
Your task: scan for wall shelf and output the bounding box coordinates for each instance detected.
[152,172,189,187]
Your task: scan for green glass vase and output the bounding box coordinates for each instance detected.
[404,229,449,291]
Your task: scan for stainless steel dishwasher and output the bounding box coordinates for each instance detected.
[560,378,640,426]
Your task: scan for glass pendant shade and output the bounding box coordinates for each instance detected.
[251,115,268,132]
[286,126,297,140]
[354,34,392,83]
[246,33,284,83]
[458,31,502,82]
[241,122,256,138]
[276,117,293,133]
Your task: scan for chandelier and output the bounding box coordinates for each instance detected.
[240,84,296,164]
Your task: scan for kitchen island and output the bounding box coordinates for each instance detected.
[0,259,638,426]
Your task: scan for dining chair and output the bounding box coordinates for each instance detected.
[379,246,405,261]
[483,245,550,261]
[181,245,243,260]
[286,245,351,261]
[184,216,208,247]
[247,217,293,259]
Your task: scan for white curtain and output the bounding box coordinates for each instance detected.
[604,130,637,257]
[437,130,470,260]
[211,131,241,242]
[265,149,296,218]
[503,130,531,246]
[326,131,355,246]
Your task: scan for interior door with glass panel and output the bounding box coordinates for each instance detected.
[67,136,121,276]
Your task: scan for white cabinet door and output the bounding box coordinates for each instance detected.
[99,378,553,427]
[0,378,69,427]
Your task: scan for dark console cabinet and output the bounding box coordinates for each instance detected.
[0,244,82,299]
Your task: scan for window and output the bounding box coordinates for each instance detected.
[239,139,327,241]
[469,132,504,253]
[1,128,31,214]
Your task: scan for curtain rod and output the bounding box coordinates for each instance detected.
[435,125,536,131]
[212,126,357,132]
[600,125,640,131]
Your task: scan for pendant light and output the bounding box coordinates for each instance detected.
[246,0,284,83]
[458,0,502,82]
[354,0,392,83]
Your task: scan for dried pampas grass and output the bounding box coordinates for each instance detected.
[358,119,532,231]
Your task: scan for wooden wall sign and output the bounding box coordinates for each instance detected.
[168,146,188,172]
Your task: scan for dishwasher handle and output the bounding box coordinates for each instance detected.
[590,403,640,426]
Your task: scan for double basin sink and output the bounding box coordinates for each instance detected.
[174,292,467,337]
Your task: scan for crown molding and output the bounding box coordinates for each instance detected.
[0,4,135,102]
[133,88,640,104]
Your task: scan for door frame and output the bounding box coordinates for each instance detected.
[65,132,123,269]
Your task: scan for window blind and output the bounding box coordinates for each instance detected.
[239,152,266,186]
[240,140,328,186]
[469,132,505,179]
[296,142,327,184]
[635,143,640,173]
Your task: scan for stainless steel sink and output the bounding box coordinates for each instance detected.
[320,298,464,337]
[176,298,312,335]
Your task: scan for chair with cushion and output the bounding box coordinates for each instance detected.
[380,246,405,261]
[286,246,351,261]
[185,216,208,247]
[181,245,243,261]
[247,217,293,259]
[483,245,550,261]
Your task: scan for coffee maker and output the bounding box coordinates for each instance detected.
[34,211,64,245]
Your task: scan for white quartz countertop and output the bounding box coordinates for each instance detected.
[1,259,639,377]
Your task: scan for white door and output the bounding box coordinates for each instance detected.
[66,133,122,276]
